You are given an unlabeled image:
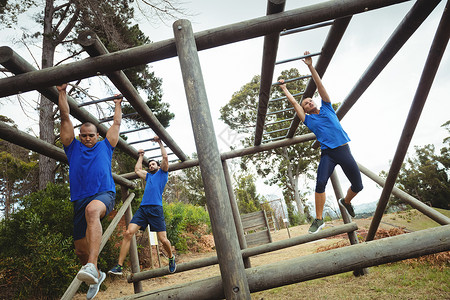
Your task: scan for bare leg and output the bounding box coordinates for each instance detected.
[84,200,107,276]
[118,223,141,266]
[315,192,326,220]
[344,187,358,204]
[74,238,89,265]
[157,231,173,258]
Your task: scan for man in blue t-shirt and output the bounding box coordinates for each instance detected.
[279,51,363,234]
[57,83,122,299]
[108,136,176,275]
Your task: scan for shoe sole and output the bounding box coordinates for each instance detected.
[77,271,98,285]
[87,271,106,300]
[308,223,325,234]
[108,271,123,275]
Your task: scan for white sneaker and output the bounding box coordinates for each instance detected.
[86,271,106,300]
[77,263,99,285]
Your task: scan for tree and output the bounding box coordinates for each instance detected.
[164,171,190,203]
[181,154,206,206]
[220,68,320,217]
[1,0,182,189]
[0,117,39,218]
[381,121,450,210]
[234,172,262,214]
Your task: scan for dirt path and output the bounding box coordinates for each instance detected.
[74,219,395,299]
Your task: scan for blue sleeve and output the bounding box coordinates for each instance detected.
[63,138,78,162]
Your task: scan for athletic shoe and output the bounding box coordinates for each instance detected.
[86,271,106,300]
[108,264,123,275]
[339,198,355,217]
[77,263,98,285]
[168,255,176,273]
[308,218,325,234]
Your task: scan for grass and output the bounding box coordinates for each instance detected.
[383,208,450,232]
[252,208,450,300]
[252,262,449,300]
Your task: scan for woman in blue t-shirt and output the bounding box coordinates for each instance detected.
[279,51,363,234]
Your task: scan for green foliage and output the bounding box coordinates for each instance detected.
[0,182,128,298]
[0,118,39,218]
[164,172,191,203]
[285,199,298,225]
[383,121,450,210]
[163,202,211,253]
[112,145,137,175]
[0,183,78,299]
[178,154,206,206]
[234,172,262,214]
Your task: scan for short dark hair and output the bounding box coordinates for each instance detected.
[81,122,98,133]
[149,159,160,166]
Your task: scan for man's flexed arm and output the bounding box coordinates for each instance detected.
[106,95,122,147]
[303,51,331,103]
[57,84,75,147]
[154,136,168,172]
[135,149,147,180]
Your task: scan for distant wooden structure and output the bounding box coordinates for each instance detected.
[241,211,273,247]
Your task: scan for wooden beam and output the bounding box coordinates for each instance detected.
[120,224,450,299]
[0,0,410,97]
[77,31,189,162]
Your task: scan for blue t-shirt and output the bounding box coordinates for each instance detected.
[64,138,116,201]
[140,169,168,206]
[304,99,350,150]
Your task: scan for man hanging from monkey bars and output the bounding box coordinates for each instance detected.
[108,136,176,276]
[57,83,122,299]
[278,51,363,234]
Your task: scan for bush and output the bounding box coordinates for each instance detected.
[0,183,78,299]
[0,183,125,299]
[163,202,211,253]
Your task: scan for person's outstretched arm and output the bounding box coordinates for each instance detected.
[154,136,169,172]
[278,79,306,122]
[106,95,122,147]
[135,149,147,180]
[57,84,75,147]
[303,51,331,103]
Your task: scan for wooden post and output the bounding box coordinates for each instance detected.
[254,0,286,145]
[222,160,251,268]
[330,171,368,276]
[121,187,143,293]
[173,19,251,299]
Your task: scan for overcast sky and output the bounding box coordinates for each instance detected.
[1,0,449,211]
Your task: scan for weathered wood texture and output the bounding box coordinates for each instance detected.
[119,224,450,300]
[0,0,409,97]
[173,19,251,299]
[241,211,273,247]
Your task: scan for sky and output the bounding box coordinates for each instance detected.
[1,0,449,214]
